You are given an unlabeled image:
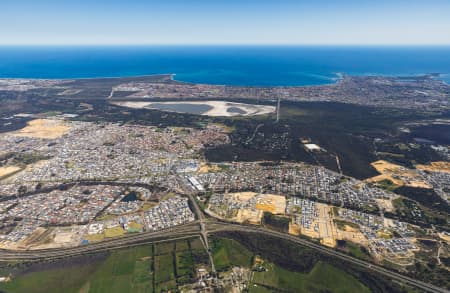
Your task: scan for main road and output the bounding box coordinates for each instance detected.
[0,220,446,292]
[0,202,447,293]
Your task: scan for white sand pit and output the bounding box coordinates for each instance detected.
[112,100,275,117]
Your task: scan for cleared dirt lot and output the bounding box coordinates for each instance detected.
[13,119,70,139]
[375,198,396,213]
[220,192,286,224]
[416,161,450,173]
[0,166,22,178]
[367,160,432,189]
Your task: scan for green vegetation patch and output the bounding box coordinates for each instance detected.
[211,238,253,271]
[373,178,400,191]
[155,279,177,292]
[0,243,163,293]
[189,237,205,251]
[104,226,125,238]
[154,241,175,255]
[0,262,99,293]
[262,212,290,233]
[334,219,360,230]
[176,251,194,277]
[252,261,371,293]
[154,253,175,283]
[175,239,190,252]
[344,242,371,260]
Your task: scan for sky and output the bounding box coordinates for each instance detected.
[1,0,450,45]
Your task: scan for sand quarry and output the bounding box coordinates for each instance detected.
[13,119,70,139]
[112,100,275,117]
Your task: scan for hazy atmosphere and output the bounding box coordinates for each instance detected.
[2,0,450,45]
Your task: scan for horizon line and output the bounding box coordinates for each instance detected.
[1,43,450,47]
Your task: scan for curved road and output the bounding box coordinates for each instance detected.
[0,220,447,292]
[207,222,448,293]
[0,188,447,293]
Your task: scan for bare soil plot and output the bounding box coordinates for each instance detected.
[255,194,286,214]
[198,163,221,174]
[416,161,450,173]
[13,119,70,139]
[0,166,22,178]
[375,198,396,212]
[367,160,432,189]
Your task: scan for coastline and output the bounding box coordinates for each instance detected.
[1,46,449,86]
[2,72,446,88]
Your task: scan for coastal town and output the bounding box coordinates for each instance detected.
[1,74,449,111]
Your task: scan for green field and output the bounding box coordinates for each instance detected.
[154,241,175,255]
[0,262,99,293]
[0,238,203,293]
[251,261,371,293]
[211,238,254,271]
[0,236,389,292]
[154,253,174,283]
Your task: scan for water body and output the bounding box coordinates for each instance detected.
[121,191,139,202]
[148,103,213,115]
[0,46,449,86]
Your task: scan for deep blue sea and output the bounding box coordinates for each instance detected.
[0,46,449,86]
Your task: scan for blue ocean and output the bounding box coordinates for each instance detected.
[0,46,449,86]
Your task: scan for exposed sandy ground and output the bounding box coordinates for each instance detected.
[0,166,21,178]
[2,160,49,184]
[17,226,87,250]
[236,209,263,224]
[406,181,433,188]
[112,101,275,117]
[336,228,369,246]
[20,227,49,248]
[226,192,286,224]
[317,204,336,247]
[416,161,450,173]
[367,160,432,189]
[255,194,286,214]
[231,192,258,202]
[438,232,450,244]
[198,163,222,174]
[288,222,301,236]
[288,203,337,248]
[367,174,404,186]
[376,198,396,213]
[13,119,70,139]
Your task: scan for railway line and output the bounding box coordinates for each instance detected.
[0,210,447,292]
[206,222,448,293]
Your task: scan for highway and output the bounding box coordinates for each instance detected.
[0,220,447,292]
[206,222,448,293]
[0,222,201,262]
[0,217,447,291]
[185,193,216,273]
